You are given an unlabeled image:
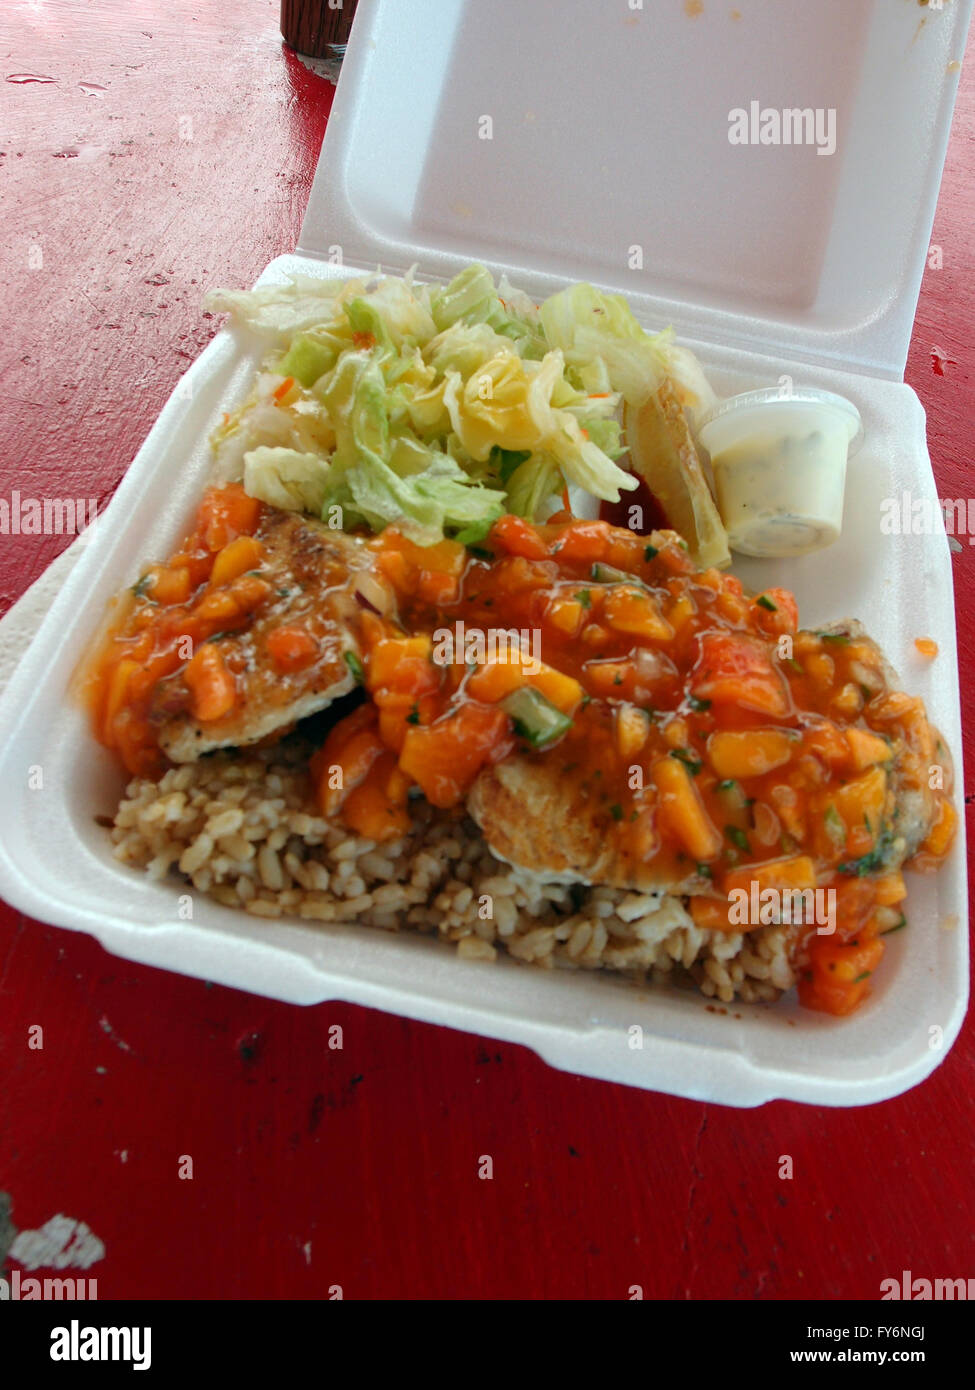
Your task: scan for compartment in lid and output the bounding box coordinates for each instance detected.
[303,0,972,377]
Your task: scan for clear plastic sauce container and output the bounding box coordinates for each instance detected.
[697,387,863,558]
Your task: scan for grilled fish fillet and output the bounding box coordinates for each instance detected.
[155,511,373,761]
[467,620,946,892]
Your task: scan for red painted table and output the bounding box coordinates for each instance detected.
[1,0,973,1301]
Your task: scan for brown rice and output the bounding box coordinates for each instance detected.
[110,740,797,1006]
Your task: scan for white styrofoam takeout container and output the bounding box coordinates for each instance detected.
[0,0,969,1105]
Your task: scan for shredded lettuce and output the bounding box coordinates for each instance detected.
[243,446,329,515]
[538,281,716,414]
[206,263,714,543]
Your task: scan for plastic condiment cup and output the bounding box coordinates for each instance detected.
[696,387,863,559]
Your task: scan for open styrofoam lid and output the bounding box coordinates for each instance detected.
[301,0,972,381]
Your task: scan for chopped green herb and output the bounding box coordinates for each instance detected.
[466,545,494,561]
[824,804,846,848]
[344,651,365,685]
[670,747,702,775]
[817,631,850,645]
[756,594,777,612]
[609,803,623,822]
[590,561,648,588]
[696,862,713,879]
[644,544,659,561]
[131,574,154,600]
[613,672,623,686]
[787,657,803,674]
[838,831,893,876]
[406,703,420,726]
[687,695,712,712]
[575,589,592,609]
[725,825,750,852]
[502,686,573,749]
[852,971,872,983]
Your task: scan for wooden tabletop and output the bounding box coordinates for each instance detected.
[1,0,972,1300]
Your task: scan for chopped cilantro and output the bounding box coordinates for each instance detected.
[609,803,623,822]
[670,747,702,775]
[687,695,711,712]
[644,544,659,561]
[406,703,420,726]
[344,651,365,685]
[756,595,777,612]
[575,589,592,609]
[839,831,893,876]
[725,825,750,852]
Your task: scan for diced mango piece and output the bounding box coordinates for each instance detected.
[466,649,583,715]
[707,729,795,780]
[368,634,435,691]
[616,703,649,759]
[547,596,585,637]
[845,727,892,771]
[921,798,957,859]
[652,757,722,861]
[874,872,907,907]
[210,535,264,588]
[145,565,191,606]
[724,856,817,898]
[603,586,674,643]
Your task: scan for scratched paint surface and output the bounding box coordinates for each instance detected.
[0,0,973,1300]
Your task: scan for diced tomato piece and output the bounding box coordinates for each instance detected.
[266,625,318,673]
[399,703,511,807]
[314,706,384,818]
[341,752,411,841]
[692,631,790,717]
[750,587,799,636]
[196,484,262,551]
[548,520,613,565]
[490,514,551,560]
[183,644,237,722]
[800,934,885,1015]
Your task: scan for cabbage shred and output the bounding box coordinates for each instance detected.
[205,264,714,546]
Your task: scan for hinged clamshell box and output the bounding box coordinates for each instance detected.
[0,0,969,1104]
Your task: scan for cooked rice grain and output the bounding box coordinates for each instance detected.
[110,744,795,1005]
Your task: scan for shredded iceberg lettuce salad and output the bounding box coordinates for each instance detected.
[206,264,715,546]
